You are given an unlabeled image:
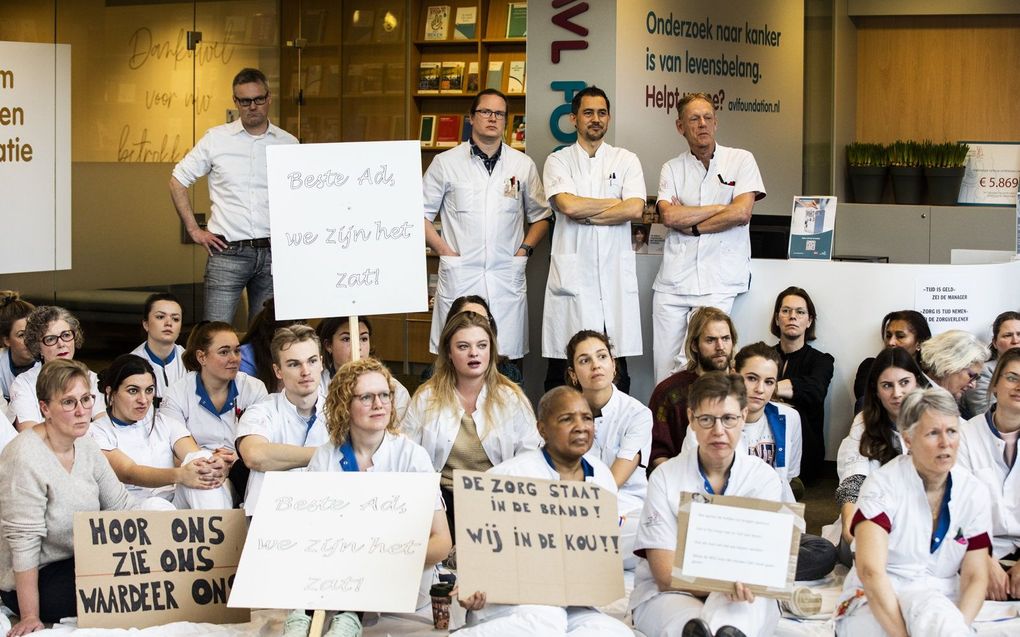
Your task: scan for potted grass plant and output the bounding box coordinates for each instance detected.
[922,141,970,205]
[846,142,888,203]
[887,140,924,204]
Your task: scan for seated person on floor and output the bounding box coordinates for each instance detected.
[963,310,1020,418]
[0,290,36,403]
[419,295,524,386]
[631,372,783,637]
[918,329,986,420]
[458,385,633,637]
[130,292,186,406]
[92,354,231,509]
[236,325,330,517]
[852,310,930,408]
[239,297,305,392]
[834,388,990,637]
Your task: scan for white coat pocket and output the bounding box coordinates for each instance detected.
[547,253,580,297]
[450,182,475,213]
[437,255,467,299]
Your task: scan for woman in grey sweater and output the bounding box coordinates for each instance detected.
[0,359,140,636]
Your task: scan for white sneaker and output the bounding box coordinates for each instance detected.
[781,586,823,617]
[281,609,311,637]
[323,611,362,637]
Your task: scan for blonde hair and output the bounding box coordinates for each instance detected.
[36,358,91,403]
[324,358,399,446]
[419,312,531,438]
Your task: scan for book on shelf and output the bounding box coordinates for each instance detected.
[361,63,384,94]
[461,117,472,143]
[465,61,479,93]
[346,64,364,93]
[506,2,527,38]
[506,60,526,95]
[439,61,466,93]
[454,6,478,40]
[435,114,462,147]
[420,115,437,147]
[508,113,525,149]
[424,5,451,40]
[418,62,441,93]
[350,9,375,44]
[485,60,504,90]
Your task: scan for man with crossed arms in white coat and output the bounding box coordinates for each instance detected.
[652,92,766,382]
[423,88,551,369]
[541,86,646,392]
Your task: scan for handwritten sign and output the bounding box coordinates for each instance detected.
[673,493,803,598]
[453,469,624,606]
[73,510,248,629]
[266,140,428,320]
[228,471,439,612]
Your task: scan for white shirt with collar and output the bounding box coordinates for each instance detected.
[235,391,330,516]
[171,119,298,241]
[401,383,541,472]
[541,141,646,358]
[160,371,268,452]
[423,141,551,360]
[90,410,191,499]
[9,363,106,426]
[582,384,651,511]
[0,349,35,403]
[491,447,618,493]
[959,409,1020,558]
[654,144,765,296]
[130,342,187,401]
[629,448,782,612]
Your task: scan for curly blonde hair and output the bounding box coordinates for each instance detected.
[324,358,399,446]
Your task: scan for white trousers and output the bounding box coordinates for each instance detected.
[651,291,737,383]
[633,591,779,637]
[460,604,632,637]
[618,496,642,571]
[173,449,234,509]
[836,588,974,637]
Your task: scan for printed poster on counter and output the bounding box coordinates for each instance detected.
[959,142,1020,206]
[788,196,836,260]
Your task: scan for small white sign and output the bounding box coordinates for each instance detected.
[228,471,439,612]
[914,275,982,333]
[680,501,794,589]
[267,141,428,320]
[959,142,1020,206]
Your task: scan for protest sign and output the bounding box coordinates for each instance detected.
[266,140,428,320]
[672,493,804,598]
[228,471,439,612]
[73,509,248,629]
[454,469,624,606]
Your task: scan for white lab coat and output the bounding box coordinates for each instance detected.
[835,455,991,637]
[582,384,651,512]
[160,371,268,452]
[423,142,551,360]
[130,342,187,401]
[540,142,646,358]
[401,383,541,472]
[959,409,1020,558]
[9,364,106,425]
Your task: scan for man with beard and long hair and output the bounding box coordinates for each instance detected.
[539,85,646,394]
[648,306,737,473]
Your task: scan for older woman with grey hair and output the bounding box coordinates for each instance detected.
[8,306,105,430]
[919,330,987,419]
[834,388,991,637]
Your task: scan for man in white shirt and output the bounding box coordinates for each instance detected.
[235,325,329,516]
[540,86,646,392]
[423,89,551,367]
[169,68,298,325]
[652,92,766,382]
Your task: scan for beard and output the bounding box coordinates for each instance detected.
[697,350,729,372]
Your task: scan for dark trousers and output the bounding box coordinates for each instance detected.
[441,486,457,541]
[228,457,250,506]
[797,534,838,581]
[0,557,77,623]
[544,357,630,394]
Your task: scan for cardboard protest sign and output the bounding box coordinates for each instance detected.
[73,510,248,629]
[454,469,624,606]
[228,470,439,612]
[266,140,428,320]
[672,492,804,599]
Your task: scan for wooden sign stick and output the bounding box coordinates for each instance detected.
[309,611,326,637]
[349,315,361,361]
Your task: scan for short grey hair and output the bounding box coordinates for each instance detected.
[920,330,987,380]
[537,386,583,424]
[896,387,960,437]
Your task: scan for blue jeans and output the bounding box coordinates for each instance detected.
[203,244,273,325]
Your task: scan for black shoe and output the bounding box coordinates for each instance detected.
[715,626,747,637]
[681,618,713,637]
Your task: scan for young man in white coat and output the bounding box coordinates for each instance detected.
[540,86,646,392]
[423,89,551,370]
[652,92,766,382]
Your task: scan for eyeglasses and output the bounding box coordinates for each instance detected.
[52,394,95,412]
[779,307,809,317]
[473,108,507,120]
[42,330,76,347]
[691,413,742,429]
[355,391,392,406]
[234,93,269,107]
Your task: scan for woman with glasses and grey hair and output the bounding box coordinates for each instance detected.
[8,306,106,431]
[919,329,988,419]
[834,388,990,636]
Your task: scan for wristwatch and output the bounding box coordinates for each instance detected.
[519,242,534,257]
[690,224,701,236]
